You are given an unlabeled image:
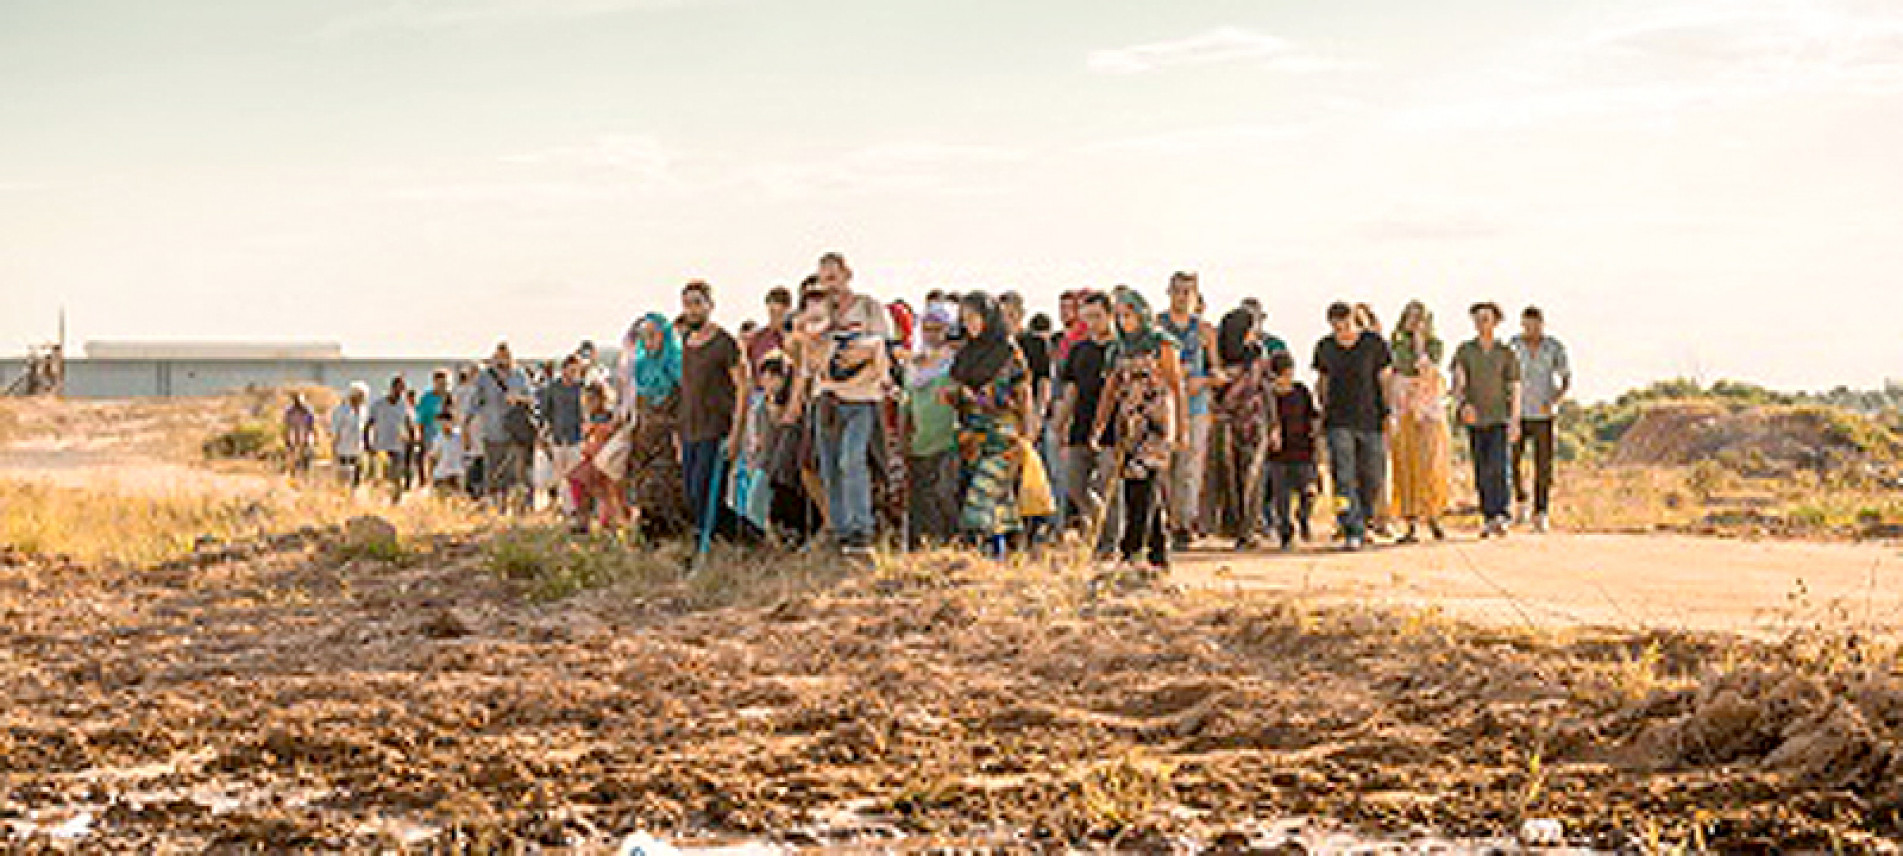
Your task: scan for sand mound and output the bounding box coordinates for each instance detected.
[1611,401,1900,472]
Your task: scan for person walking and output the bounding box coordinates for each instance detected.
[450,365,485,498]
[619,312,692,538]
[948,292,1033,558]
[676,280,749,545]
[1091,287,1188,575]
[1512,306,1571,533]
[1209,304,1277,550]
[427,404,467,493]
[1054,291,1120,555]
[1388,301,1452,542]
[1451,302,1524,538]
[366,375,418,501]
[538,355,587,514]
[1158,272,1223,550]
[1266,351,1320,551]
[329,382,369,488]
[900,305,961,548]
[1313,301,1393,551]
[283,392,316,477]
[565,382,629,533]
[473,343,535,512]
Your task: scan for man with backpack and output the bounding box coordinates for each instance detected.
[474,342,536,511]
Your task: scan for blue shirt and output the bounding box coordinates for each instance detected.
[1160,313,1210,416]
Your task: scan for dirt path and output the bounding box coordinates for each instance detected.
[1172,531,1902,636]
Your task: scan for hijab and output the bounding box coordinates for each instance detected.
[620,311,682,403]
[1109,286,1167,361]
[1218,306,1261,368]
[949,291,1014,388]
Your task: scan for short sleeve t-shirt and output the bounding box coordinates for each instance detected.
[1312,332,1393,433]
[366,397,414,454]
[1058,338,1113,447]
[678,327,741,444]
[415,391,445,443]
[1453,339,1523,427]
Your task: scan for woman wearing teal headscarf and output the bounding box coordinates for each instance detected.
[1089,286,1188,574]
[619,311,691,537]
[621,312,682,406]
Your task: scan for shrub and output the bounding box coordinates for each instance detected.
[204,421,281,460]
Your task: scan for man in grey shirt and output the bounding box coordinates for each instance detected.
[1511,306,1571,532]
[472,342,533,509]
[366,375,418,500]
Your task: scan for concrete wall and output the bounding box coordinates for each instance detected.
[0,358,467,399]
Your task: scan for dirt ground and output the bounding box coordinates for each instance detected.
[4,398,1903,852]
[1175,532,1903,637]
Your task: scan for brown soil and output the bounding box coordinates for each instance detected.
[3,533,1901,852]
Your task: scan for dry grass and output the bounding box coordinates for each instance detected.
[0,477,490,566]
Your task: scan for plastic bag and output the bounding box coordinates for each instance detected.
[1017,437,1056,518]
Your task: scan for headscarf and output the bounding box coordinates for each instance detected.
[619,312,681,403]
[1109,286,1167,361]
[909,304,957,386]
[949,291,1014,388]
[1217,306,1261,368]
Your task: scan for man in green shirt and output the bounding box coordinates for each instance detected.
[1451,302,1523,538]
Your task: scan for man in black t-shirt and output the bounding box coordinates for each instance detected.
[677,280,749,544]
[1312,301,1393,551]
[1053,292,1120,553]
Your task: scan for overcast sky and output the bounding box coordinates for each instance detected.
[3,0,1901,398]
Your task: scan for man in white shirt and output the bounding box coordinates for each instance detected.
[330,382,370,488]
[1511,306,1572,532]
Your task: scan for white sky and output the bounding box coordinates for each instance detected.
[3,0,1901,399]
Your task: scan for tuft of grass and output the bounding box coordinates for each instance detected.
[484,526,854,607]
[1068,750,1176,835]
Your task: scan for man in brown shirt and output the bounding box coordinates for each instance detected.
[1451,302,1523,538]
[677,280,750,542]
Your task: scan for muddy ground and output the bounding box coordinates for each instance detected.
[4,527,1902,853]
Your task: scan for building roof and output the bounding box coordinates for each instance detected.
[84,341,345,361]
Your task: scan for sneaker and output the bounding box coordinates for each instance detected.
[1515,506,1532,526]
[1533,513,1550,533]
[1493,516,1511,538]
[1429,520,1446,541]
[1344,535,1365,552]
[1278,538,1294,553]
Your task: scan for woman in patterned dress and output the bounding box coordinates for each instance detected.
[1209,305,1278,550]
[1388,300,1452,541]
[1090,287,1188,573]
[947,292,1033,557]
[617,312,692,540]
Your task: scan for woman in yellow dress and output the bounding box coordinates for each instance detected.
[1388,301,1452,541]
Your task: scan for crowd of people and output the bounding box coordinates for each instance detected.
[285,252,1573,573]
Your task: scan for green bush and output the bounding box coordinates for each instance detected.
[203,421,282,460]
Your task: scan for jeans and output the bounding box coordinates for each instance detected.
[1268,461,1317,545]
[1325,427,1387,541]
[1063,445,1121,554]
[1168,409,1211,534]
[906,449,960,548]
[817,400,878,545]
[1514,418,1556,515]
[681,437,727,540]
[1470,423,1512,522]
[1120,474,1168,567]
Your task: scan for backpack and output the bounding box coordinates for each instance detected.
[491,368,540,446]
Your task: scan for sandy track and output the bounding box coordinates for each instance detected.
[1172,531,1901,636]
